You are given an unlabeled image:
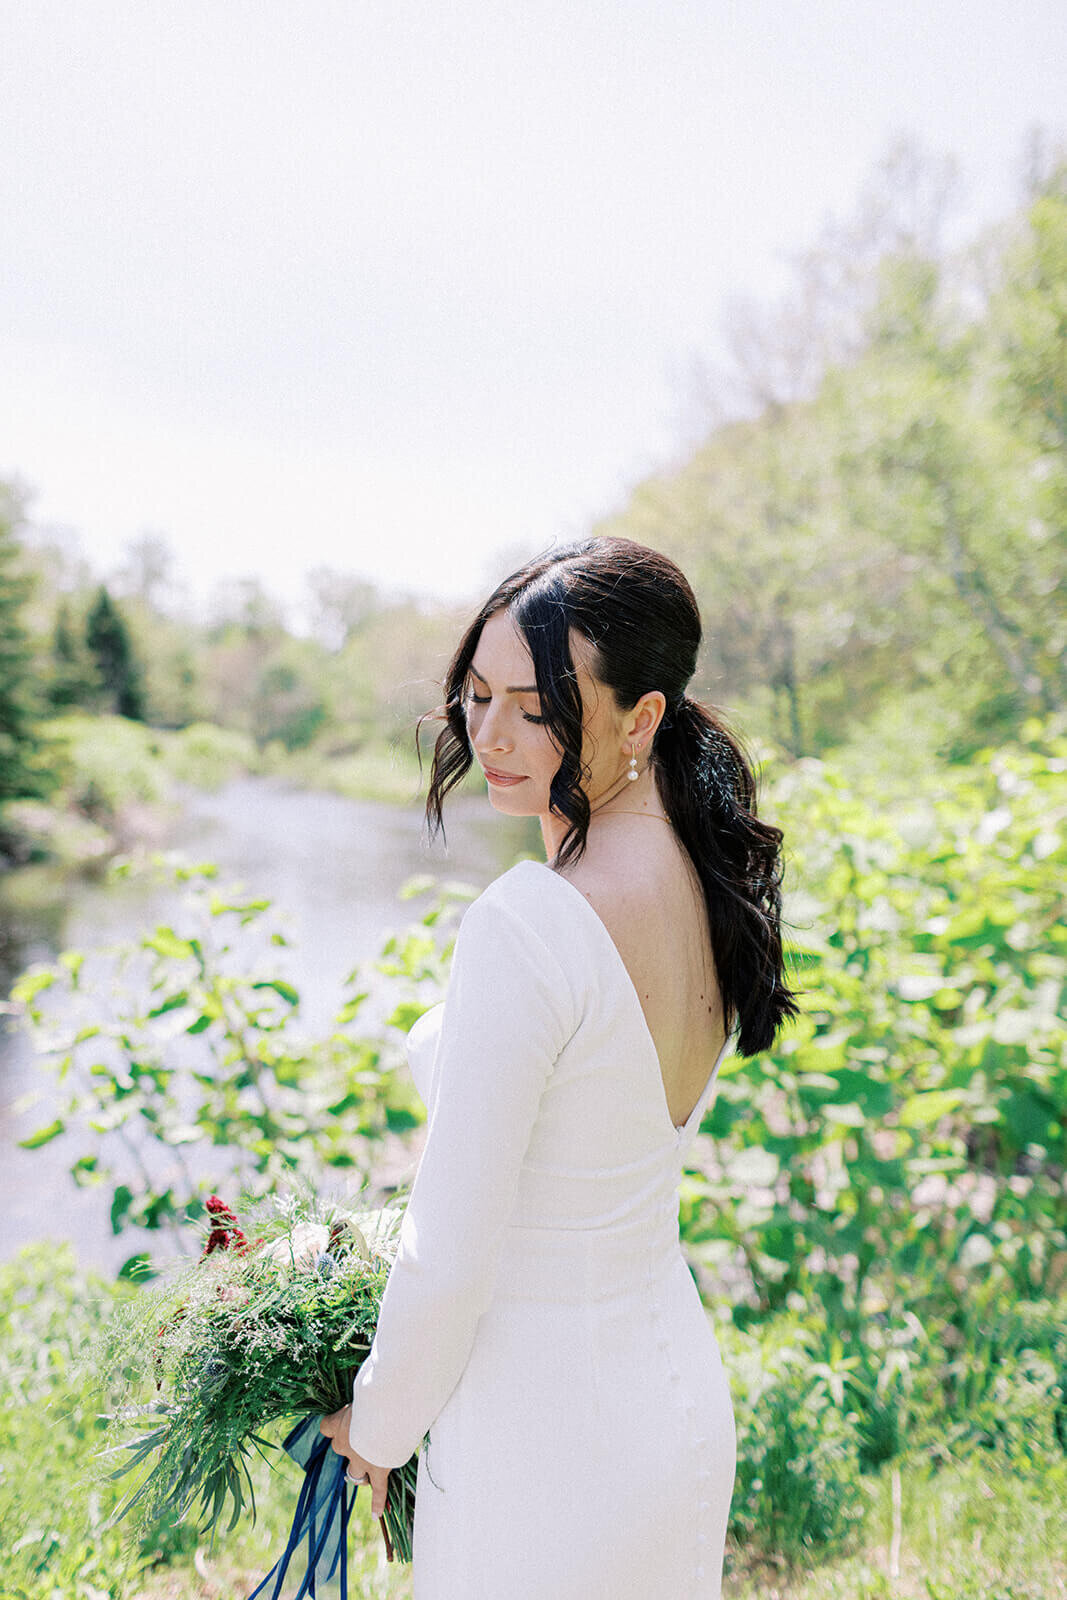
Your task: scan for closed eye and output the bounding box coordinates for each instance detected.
[466,692,547,726]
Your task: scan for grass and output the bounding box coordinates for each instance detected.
[4,1248,1065,1599]
[78,1452,1067,1600]
[726,1454,1067,1599]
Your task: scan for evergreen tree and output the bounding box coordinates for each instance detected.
[0,488,47,800]
[46,599,100,711]
[85,586,146,721]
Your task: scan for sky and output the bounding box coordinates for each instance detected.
[1,1,1064,627]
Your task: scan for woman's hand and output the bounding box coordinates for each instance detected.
[319,1405,391,1520]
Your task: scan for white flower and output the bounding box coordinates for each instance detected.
[344,1206,402,1259]
[331,1216,371,1260]
[263,1222,331,1272]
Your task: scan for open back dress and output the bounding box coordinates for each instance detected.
[349,857,737,1598]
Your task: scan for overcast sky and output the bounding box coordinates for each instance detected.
[1,1,1064,626]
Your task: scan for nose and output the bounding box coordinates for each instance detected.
[471,699,512,757]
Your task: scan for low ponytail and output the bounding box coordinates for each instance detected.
[652,695,798,1056]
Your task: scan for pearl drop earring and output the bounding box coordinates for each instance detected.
[627,745,639,782]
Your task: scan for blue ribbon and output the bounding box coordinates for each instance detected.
[249,1415,354,1600]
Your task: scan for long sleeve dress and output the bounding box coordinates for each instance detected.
[348,857,737,1599]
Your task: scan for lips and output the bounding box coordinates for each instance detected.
[483,766,526,782]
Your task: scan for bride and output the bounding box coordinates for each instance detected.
[321,535,797,1597]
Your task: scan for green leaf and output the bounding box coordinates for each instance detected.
[18,1118,65,1148]
[11,969,57,1005]
[1002,1089,1057,1146]
[386,999,436,1030]
[252,979,300,1007]
[399,873,437,899]
[147,991,190,1017]
[898,1089,966,1127]
[118,1253,156,1281]
[58,949,85,980]
[145,927,195,961]
[110,1185,134,1234]
[336,993,370,1023]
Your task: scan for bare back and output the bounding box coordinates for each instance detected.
[552,820,727,1130]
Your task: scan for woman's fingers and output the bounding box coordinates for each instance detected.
[319,1403,351,1446]
[367,1463,390,1519]
[318,1408,390,1516]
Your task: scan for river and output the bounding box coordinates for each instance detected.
[0,775,537,1272]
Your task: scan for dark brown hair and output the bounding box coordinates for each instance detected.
[417,536,798,1055]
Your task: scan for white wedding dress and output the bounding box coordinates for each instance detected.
[349,858,736,1598]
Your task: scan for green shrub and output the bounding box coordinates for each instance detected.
[0,1245,142,1598]
[11,858,466,1258]
[686,721,1067,1327]
[722,1318,868,1559]
[40,713,170,821]
[160,721,258,790]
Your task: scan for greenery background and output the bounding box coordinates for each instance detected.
[0,141,1064,1597]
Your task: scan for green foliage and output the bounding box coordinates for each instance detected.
[250,650,328,751]
[681,721,1067,1500]
[161,720,258,790]
[3,1242,1064,1599]
[598,160,1066,756]
[85,586,147,722]
[45,598,102,713]
[0,1244,147,1598]
[926,1277,1067,1469]
[722,1316,868,1558]
[991,162,1067,456]
[686,722,1066,1325]
[0,715,259,870]
[0,484,52,804]
[39,712,172,823]
[11,857,471,1247]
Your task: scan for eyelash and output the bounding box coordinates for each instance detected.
[466,692,547,725]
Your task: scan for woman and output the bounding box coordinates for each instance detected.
[321,536,798,1597]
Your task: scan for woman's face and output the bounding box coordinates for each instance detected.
[462,608,631,820]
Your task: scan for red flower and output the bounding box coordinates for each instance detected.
[200,1195,250,1258]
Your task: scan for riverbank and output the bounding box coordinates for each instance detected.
[0,712,454,881]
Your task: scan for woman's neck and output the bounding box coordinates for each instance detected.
[540,766,669,858]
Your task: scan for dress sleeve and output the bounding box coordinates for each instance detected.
[347,887,577,1467]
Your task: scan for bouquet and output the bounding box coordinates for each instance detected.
[103,1192,418,1590]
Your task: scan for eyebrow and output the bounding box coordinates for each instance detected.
[467,661,539,694]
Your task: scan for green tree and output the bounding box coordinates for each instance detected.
[85,585,146,721]
[45,599,100,711]
[0,484,48,800]
[986,161,1067,704]
[826,263,1064,731]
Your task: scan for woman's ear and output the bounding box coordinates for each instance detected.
[628,689,666,747]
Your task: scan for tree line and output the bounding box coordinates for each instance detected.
[598,136,1066,760]
[1,136,1064,814]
